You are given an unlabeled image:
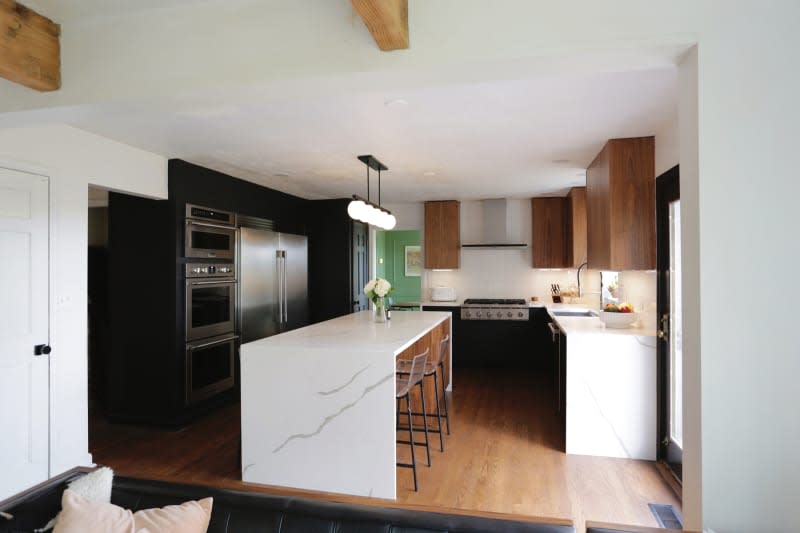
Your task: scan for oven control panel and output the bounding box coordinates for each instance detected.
[186,263,235,278]
[460,307,529,321]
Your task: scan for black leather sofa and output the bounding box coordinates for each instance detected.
[1,469,575,533]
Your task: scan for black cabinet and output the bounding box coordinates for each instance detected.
[421,307,552,369]
[106,160,361,427]
[306,200,369,322]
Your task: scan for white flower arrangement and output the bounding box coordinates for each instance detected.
[364,277,394,304]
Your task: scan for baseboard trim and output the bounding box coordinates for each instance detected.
[655,460,682,500]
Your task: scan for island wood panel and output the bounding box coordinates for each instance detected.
[566,187,587,267]
[396,317,450,429]
[424,201,460,269]
[531,198,568,268]
[586,137,655,270]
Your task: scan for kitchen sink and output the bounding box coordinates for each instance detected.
[551,309,597,317]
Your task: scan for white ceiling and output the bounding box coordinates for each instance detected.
[27,67,676,202]
[24,0,205,22]
[10,1,679,204]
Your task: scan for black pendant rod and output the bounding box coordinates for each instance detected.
[366,164,370,202]
[378,169,381,206]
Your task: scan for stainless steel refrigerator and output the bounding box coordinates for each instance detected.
[238,226,308,343]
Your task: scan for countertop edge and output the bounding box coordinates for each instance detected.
[391,311,451,356]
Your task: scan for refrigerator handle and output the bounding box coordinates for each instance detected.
[282,251,288,324]
[276,250,283,326]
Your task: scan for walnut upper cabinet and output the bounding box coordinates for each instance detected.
[566,187,587,267]
[424,200,460,269]
[586,136,656,270]
[531,187,587,268]
[531,197,568,268]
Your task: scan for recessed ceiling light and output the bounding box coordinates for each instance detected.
[552,159,570,164]
[274,172,290,178]
[385,98,409,108]
[423,170,436,177]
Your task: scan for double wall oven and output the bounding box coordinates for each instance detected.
[184,204,238,405]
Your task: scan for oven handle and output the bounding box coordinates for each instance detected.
[548,322,561,342]
[188,334,239,350]
[189,279,237,286]
[186,220,237,231]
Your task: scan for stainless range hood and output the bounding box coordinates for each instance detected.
[461,199,528,249]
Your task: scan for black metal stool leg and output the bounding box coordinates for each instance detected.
[432,369,444,452]
[406,393,417,491]
[418,381,431,467]
[439,362,451,435]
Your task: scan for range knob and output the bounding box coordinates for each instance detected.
[465,311,471,318]
[476,311,482,318]
[486,311,492,318]
[507,311,513,318]
[517,311,524,318]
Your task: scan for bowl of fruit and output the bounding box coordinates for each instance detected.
[599,303,638,329]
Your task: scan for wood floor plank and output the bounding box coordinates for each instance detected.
[90,368,680,533]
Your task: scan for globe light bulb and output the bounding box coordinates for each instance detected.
[347,199,365,220]
[385,214,397,230]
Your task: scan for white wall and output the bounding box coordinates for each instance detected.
[0,124,167,476]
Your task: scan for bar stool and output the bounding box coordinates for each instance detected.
[396,335,451,452]
[396,348,431,492]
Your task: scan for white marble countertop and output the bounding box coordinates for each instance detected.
[242,309,451,357]
[546,305,657,337]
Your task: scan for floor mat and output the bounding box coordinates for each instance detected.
[648,503,683,529]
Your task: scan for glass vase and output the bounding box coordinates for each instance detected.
[373,298,387,323]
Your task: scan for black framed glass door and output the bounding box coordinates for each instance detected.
[656,165,682,480]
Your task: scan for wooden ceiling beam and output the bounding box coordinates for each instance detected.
[351,0,408,51]
[0,0,60,91]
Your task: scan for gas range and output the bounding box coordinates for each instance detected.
[460,298,529,321]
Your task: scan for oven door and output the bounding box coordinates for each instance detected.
[186,334,237,405]
[186,278,237,340]
[185,221,237,259]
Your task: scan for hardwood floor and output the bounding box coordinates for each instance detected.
[90,368,680,533]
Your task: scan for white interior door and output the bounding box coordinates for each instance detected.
[0,167,50,500]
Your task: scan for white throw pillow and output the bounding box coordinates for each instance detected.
[53,490,213,533]
[36,467,115,532]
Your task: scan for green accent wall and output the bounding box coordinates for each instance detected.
[375,230,421,303]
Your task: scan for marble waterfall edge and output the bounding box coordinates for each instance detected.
[241,345,396,498]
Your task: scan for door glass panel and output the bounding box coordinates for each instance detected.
[191,230,230,251]
[191,286,231,327]
[669,200,683,448]
[191,343,232,390]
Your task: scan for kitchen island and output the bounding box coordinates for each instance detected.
[240,310,451,499]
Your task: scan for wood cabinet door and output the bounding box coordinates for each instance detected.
[567,187,587,267]
[424,201,460,269]
[586,137,655,270]
[531,197,567,268]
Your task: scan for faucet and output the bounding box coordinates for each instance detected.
[577,261,588,298]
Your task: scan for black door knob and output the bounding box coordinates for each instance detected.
[34,344,51,356]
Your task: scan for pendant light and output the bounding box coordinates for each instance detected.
[348,155,396,230]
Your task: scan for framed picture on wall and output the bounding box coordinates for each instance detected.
[404,245,422,277]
